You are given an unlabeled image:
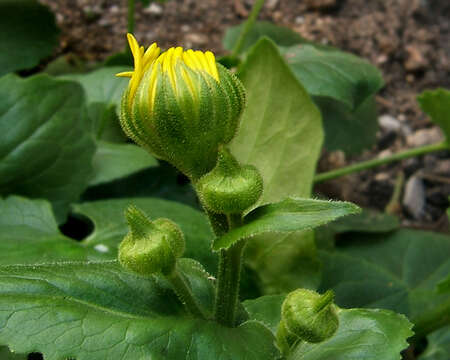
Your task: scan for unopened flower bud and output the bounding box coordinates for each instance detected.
[196,146,263,214]
[117,34,246,180]
[278,289,338,346]
[118,205,185,276]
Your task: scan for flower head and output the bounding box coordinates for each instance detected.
[117,34,246,179]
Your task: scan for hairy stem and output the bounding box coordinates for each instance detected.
[214,213,245,327]
[231,0,266,57]
[166,265,208,319]
[314,142,448,183]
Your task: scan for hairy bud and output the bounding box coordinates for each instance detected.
[117,34,246,180]
[278,289,339,351]
[196,146,263,214]
[118,205,185,276]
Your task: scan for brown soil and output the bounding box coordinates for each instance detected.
[39,0,450,231]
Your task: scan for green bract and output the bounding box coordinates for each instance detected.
[118,205,185,275]
[278,289,339,349]
[197,147,263,214]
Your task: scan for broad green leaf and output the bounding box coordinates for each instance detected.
[0,346,26,360]
[245,232,322,294]
[327,208,400,234]
[230,38,324,293]
[289,308,413,360]
[223,21,304,54]
[0,261,279,360]
[73,197,217,274]
[244,295,413,360]
[437,274,450,294]
[87,102,127,142]
[419,325,450,360]
[418,88,450,143]
[314,95,379,154]
[0,74,95,221]
[89,141,158,186]
[243,295,284,333]
[0,0,59,76]
[281,45,384,110]
[316,208,400,250]
[319,229,450,336]
[62,66,130,111]
[0,196,104,264]
[231,38,323,204]
[82,163,199,209]
[214,198,360,251]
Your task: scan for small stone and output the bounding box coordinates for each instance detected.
[404,44,429,72]
[433,159,450,175]
[407,127,444,147]
[181,24,191,32]
[143,3,163,15]
[110,5,120,14]
[379,114,402,132]
[378,149,393,159]
[375,172,390,181]
[403,175,426,219]
[295,16,305,25]
[266,0,279,9]
[185,33,209,46]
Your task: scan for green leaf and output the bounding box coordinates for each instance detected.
[0,74,95,222]
[0,346,27,360]
[0,261,280,360]
[230,38,325,293]
[419,325,450,360]
[315,95,379,154]
[87,102,127,142]
[437,274,450,294]
[82,163,199,209]
[0,196,103,264]
[244,295,413,360]
[231,38,323,204]
[90,141,158,186]
[214,198,360,251]
[62,66,130,111]
[0,0,59,76]
[327,208,400,234]
[243,295,285,333]
[73,197,217,274]
[417,88,450,143]
[245,231,321,294]
[319,229,450,336]
[223,21,304,54]
[289,308,413,360]
[316,208,400,250]
[281,45,384,110]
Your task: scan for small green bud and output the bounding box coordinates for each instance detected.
[196,147,263,214]
[118,205,185,276]
[117,34,246,180]
[279,289,338,345]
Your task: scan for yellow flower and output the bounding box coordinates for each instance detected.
[117,34,246,180]
[117,34,219,108]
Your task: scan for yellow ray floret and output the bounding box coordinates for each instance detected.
[116,34,219,106]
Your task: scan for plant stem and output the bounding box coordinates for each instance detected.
[166,266,208,319]
[231,0,266,57]
[314,142,448,184]
[127,0,136,35]
[214,213,245,327]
